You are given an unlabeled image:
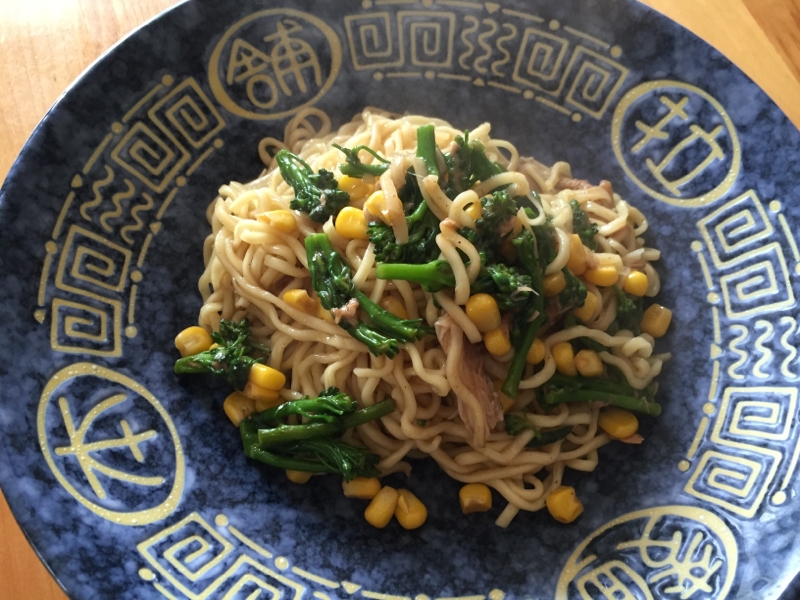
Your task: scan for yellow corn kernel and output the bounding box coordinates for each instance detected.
[483,327,511,356]
[286,470,313,484]
[249,363,286,391]
[244,381,280,403]
[364,486,399,529]
[379,296,409,320]
[552,342,577,376]
[598,407,639,439]
[466,293,502,333]
[342,477,382,499]
[317,305,334,322]
[567,234,587,275]
[640,304,672,338]
[584,266,620,287]
[174,326,213,357]
[574,349,603,377]
[571,291,599,323]
[493,380,515,413]
[526,337,546,365]
[335,206,369,240]
[543,271,567,297]
[338,175,374,199]
[395,489,428,530]
[259,209,297,234]
[282,289,318,314]
[223,391,256,427]
[623,271,648,296]
[465,201,482,221]
[364,190,388,223]
[511,217,523,236]
[459,483,492,514]
[546,486,584,523]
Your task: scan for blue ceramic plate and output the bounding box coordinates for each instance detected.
[2,1,800,598]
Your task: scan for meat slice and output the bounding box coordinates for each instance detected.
[332,298,359,325]
[435,315,504,447]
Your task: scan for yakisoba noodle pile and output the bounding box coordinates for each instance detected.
[197,107,670,527]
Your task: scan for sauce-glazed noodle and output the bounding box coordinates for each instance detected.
[195,108,670,526]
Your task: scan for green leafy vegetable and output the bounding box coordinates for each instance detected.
[540,374,661,417]
[174,319,269,390]
[570,199,599,250]
[306,233,431,357]
[275,150,350,223]
[558,268,587,312]
[613,285,643,334]
[332,143,390,178]
[504,414,573,447]
[240,388,395,481]
[445,131,504,195]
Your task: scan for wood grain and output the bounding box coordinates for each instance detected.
[0,1,798,598]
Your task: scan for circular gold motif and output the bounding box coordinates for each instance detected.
[612,81,741,207]
[556,505,737,599]
[208,9,342,121]
[37,363,185,526]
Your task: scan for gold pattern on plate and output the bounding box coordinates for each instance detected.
[557,506,737,599]
[38,363,184,525]
[612,80,741,207]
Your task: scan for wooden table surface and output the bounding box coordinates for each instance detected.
[1,0,799,597]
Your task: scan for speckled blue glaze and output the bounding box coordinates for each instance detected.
[1,1,799,598]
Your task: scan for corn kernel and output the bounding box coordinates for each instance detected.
[364,190,388,223]
[552,342,577,376]
[584,266,619,287]
[244,381,280,403]
[465,201,482,221]
[335,206,369,240]
[598,407,639,439]
[574,349,603,377]
[571,292,599,323]
[543,271,567,297]
[259,209,297,234]
[317,305,334,322]
[459,483,492,514]
[493,380,515,412]
[526,338,546,365]
[342,477,382,499]
[567,234,587,275]
[640,304,672,338]
[338,174,374,199]
[379,296,409,320]
[223,391,256,426]
[546,486,584,523]
[395,489,427,530]
[174,326,213,357]
[623,271,648,296]
[364,486,399,529]
[484,327,511,356]
[466,293,502,333]
[511,217,523,236]
[286,470,313,484]
[282,289,319,314]
[249,363,286,391]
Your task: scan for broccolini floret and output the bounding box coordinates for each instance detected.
[174,319,269,390]
[240,387,395,481]
[275,150,350,223]
[570,199,599,250]
[332,144,390,178]
[445,131,504,195]
[613,285,643,334]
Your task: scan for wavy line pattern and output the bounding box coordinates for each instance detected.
[752,320,774,379]
[780,316,798,378]
[100,179,136,233]
[458,16,479,69]
[727,325,749,381]
[491,23,516,76]
[80,165,115,222]
[474,19,498,74]
[120,192,155,245]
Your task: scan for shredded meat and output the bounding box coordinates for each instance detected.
[497,215,517,237]
[555,177,593,191]
[619,434,644,445]
[599,180,614,196]
[331,298,359,326]
[435,315,504,446]
[440,217,458,232]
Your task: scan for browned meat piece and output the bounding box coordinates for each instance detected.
[331,298,359,326]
